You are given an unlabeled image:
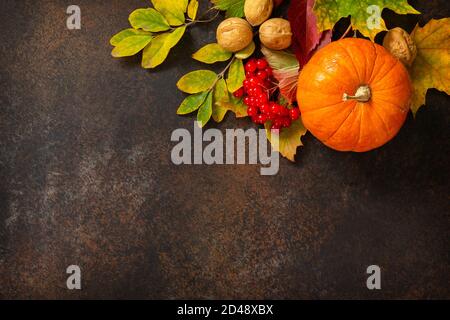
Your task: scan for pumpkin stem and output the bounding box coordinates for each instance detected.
[343,85,371,102]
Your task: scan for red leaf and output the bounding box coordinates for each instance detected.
[288,0,332,66]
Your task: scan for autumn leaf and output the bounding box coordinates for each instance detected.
[192,43,232,64]
[197,91,213,127]
[409,18,450,115]
[177,91,209,115]
[226,58,245,93]
[128,8,170,32]
[288,0,332,66]
[188,0,199,20]
[111,35,153,57]
[212,79,230,122]
[265,117,308,162]
[177,70,218,94]
[217,97,248,118]
[151,0,187,26]
[110,28,152,46]
[235,42,256,60]
[211,0,245,18]
[313,0,419,40]
[142,26,186,69]
[261,46,300,103]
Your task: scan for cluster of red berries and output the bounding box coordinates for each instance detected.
[233,58,300,130]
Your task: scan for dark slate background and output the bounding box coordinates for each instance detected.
[0,0,449,299]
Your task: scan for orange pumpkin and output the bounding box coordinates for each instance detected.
[297,38,412,152]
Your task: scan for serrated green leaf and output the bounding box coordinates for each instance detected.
[314,0,419,40]
[177,91,209,115]
[235,41,255,60]
[111,35,153,57]
[177,70,218,94]
[197,91,213,127]
[110,28,152,46]
[211,0,245,18]
[265,117,307,162]
[192,43,232,64]
[188,0,199,20]
[129,8,170,32]
[142,26,186,69]
[212,78,229,122]
[226,58,245,93]
[151,0,187,26]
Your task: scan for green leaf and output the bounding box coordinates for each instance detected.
[197,91,213,127]
[188,0,199,20]
[177,70,218,94]
[235,41,255,60]
[212,79,229,122]
[410,18,450,116]
[111,35,153,57]
[314,0,419,40]
[151,0,187,26]
[142,26,186,69]
[110,28,152,46]
[129,8,170,32]
[265,117,308,162]
[226,58,245,93]
[177,91,209,115]
[192,43,232,64]
[211,0,245,18]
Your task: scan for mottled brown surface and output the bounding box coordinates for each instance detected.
[0,0,449,299]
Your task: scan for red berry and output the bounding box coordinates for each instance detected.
[255,114,268,124]
[247,105,258,117]
[243,79,251,89]
[266,113,277,121]
[256,59,268,70]
[245,59,257,73]
[264,66,273,77]
[289,108,300,120]
[270,103,282,115]
[279,106,290,116]
[248,76,262,86]
[245,70,254,77]
[244,96,251,106]
[260,103,271,114]
[233,87,244,98]
[257,93,268,104]
[256,70,268,80]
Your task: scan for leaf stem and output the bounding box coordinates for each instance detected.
[208,56,236,92]
[340,23,353,39]
[185,8,220,27]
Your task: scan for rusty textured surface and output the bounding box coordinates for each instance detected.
[0,0,449,299]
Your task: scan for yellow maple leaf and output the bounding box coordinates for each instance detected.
[410,18,450,115]
[265,118,307,162]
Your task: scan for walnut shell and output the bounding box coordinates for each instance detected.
[383,27,417,67]
[216,18,253,52]
[259,18,292,50]
[244,0,274,27]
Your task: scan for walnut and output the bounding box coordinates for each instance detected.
[216,18,254,52]
[244,0,274,26]
[259,18,292,50]
[383,27,417,67]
